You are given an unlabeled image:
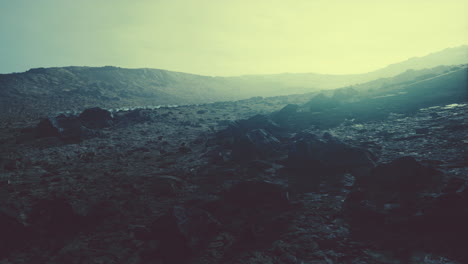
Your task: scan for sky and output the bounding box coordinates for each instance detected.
[0,0,467,76]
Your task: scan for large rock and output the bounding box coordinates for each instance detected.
[231,129,281,161]
[28,198,82,239]
[36,114,84,141]
[0,210,29,258]
[217,114,285,161]
[343,157,468,261]
[219,114,282,139]
[35,108,110,142]
[287,131,376,171]
[146,206,221,263]
[304,93,340,112]
[78,107,113,129]
[344,157,443,226]
[355,156,443,208]
[271,104,299,125]
[204,181,293,245]
[285,131,376,192]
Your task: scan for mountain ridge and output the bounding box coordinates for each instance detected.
[0,46,467,122]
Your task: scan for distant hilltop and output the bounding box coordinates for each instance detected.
[0,46,466,122]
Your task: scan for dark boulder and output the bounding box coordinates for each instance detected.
[35,114,83,141]
[271,104,299,125]
[78,107,113,129]
[343,157,468,261]
[332,87,359,102]
[285,131,376,192]
[0,210,30,258]
[34,109,109,142]
[288,131,376,170]
[202,181,293,247]
[35,118,60,138]
[147,206,221,263]
[355,156,443,208]
[28,198,82,239]
[216,115,286,160]
[304,93,340,112]
[344,157,443,224]
[219,114,282,139]
[232,129,281,161]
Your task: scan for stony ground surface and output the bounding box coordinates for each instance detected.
[0,94,466,264]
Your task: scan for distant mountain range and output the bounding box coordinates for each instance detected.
[0,45,467,122]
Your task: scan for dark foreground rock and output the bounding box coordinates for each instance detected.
[28,198,83,239]
[344,156,468,261]
[285,131,377,192]
[0,211,30,258]
[142,206,221,263]
[206,181,293,248]
[138,180,294,263]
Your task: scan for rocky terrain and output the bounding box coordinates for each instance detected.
[0,61,467,264]
[1,45,467,123]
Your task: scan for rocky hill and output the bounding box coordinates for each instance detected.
[0,76,467,263]
[0,47,467,263]
[1,46,466,123]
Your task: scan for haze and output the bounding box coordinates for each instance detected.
[1,0,467,76]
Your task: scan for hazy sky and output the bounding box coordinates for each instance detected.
[1,0,467,76]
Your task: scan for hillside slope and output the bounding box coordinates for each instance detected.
[0,46,467,122]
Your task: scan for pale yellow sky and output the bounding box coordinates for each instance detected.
[1,0,467,75]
